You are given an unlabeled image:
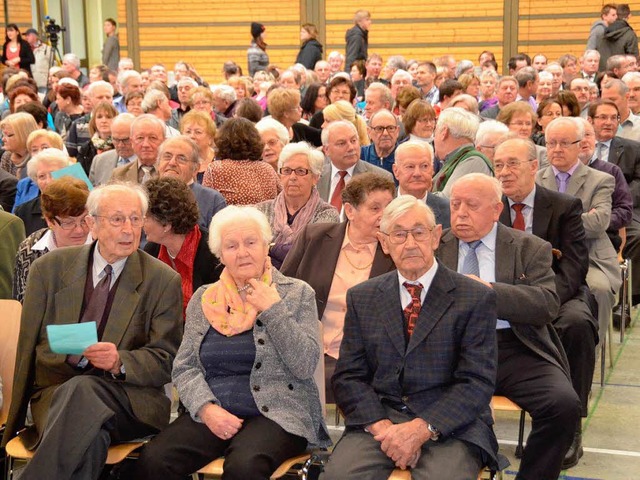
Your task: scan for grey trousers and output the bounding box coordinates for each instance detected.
[320,407,483,480]
[20,375,157,480]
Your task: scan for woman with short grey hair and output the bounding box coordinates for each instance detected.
[133,205,331,479]
[255,142,339,268]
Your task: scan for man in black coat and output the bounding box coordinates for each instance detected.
[345,10,371,71]
[494,138,597,469]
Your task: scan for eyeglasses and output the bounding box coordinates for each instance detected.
[546,139,581,149]
[279,167,310,176]
[494,159,533,171]
[54,217,89,230]
[509,121,533,127]
[112,137,131,145]
[371,125,399,134]
[93,214,145,227]
[381,226,432,244]
[592,115,620,122]
[264,138,281,148]
[159,152,196,165]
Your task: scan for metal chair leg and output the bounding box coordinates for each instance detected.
[515,410,525,459]
[601,319,607,387]
[621,259,629,343]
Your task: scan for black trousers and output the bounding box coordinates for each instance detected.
[20,376,157,480]
[553,297,598,417]
[133,412,308,480]
[495,330,580,480]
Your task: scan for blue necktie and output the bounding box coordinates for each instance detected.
[556,172,570,193]
[461,240,482,276]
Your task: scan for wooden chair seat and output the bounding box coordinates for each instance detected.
[6,436,146,466]
[388,468,411,480]
[196,453,311,479]
[491,395,526,459]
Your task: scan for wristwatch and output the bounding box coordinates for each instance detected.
[427,423,440,441]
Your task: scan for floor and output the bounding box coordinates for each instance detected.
[325,310,640,480]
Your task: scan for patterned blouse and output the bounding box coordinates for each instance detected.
[202,159,281,205]
[13,228,49,303]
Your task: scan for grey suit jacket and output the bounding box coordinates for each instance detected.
[173,269,331,448]
[317,159,394,202]
[90,150,136,186]
[437,224,569,376]
[536,161,621,294]
[1,245,183,448]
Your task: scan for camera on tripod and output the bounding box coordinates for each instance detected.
[44,16,66,47]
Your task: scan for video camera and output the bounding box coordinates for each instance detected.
[44,16,66,47]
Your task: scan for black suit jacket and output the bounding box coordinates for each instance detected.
[333,266,499,468]
[500,186,588,305]
[608,135,640,215]
[0,168,17,212]
[280,221,395,318]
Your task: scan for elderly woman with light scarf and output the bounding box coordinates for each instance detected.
[133,205,331,480]
[255,142,339,268]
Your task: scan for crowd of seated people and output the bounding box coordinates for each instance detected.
[1,4,639,478]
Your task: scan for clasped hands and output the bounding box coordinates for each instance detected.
[368,418,432,470]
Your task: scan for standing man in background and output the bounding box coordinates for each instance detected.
[345,10,371,72]
[102,18,120,72]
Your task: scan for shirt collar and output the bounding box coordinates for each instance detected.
[398,258,439,291]
[551,160,580,178]
[342,223,377,256]
[398,188,427,202]
[331,162,356,178]
[461,222,498,253]
[93,242,128,280]
[507,185,536,210]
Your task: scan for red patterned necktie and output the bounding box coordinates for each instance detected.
[403,282,423,337]
[330,171,348,210]
[512,203,525,231]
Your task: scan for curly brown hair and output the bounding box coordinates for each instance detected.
[214,117,264,161]
[41,177,90,220]
[145,177,199,235]
[342,172,396,207]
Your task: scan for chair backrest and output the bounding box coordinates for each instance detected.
[0,299,22,426]
[313,321,326,416]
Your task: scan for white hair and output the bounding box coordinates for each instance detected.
[475,120,510,145]
[328,51,345,61]
[546,117,584,141]
[537,71,553,82]
[321,120,358,146]
[277,141,324,175]
[380,195,436,233]
[449,94,479,115]
[255,117,289,146]
[395,140,434,166]
[178,77,198,88]
[391,69,412,85]
[208,206,272,258]
[213,85,237,104]
[436,107,480,141]
[451,173,502,203]
[583,49,601,60]
[117,70,141,88]
[62,53,80,69]
[86,182,149,217]
[622,71,640,83]
[142,89,167,113]
[58,78,79,88]
[88,80,114,97]
[130,114,167,139]
[27,148,71,181]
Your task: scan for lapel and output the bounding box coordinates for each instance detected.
[536,166,557,191]
[494,224,518,284]
[317,161,332,201]
[406,265,455,355]
[609,138,624,166]
[54,245,93,326]
[437,229,460,272]
[126,160,140,183]
[566,162,587,197]
[531,187,553,239]
[370,242,395,278]
[499,196,512,227]
[374,273,406,357]
[101,250,143,346]
[314,222,346,305]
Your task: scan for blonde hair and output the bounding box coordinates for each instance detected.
[0,112,39,151]
[26,129,64,151]
[323,100,370,146]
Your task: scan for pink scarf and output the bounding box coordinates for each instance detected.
[272,188,321,246]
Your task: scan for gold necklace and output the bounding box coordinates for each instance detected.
[343,250,373,270]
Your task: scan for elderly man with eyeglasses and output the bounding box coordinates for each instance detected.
[2,182,182,480]
[321,194,500,479]
[496,137,598,469]
[361,109,400,178]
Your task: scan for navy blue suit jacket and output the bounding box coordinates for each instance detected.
[332,265,499,468]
